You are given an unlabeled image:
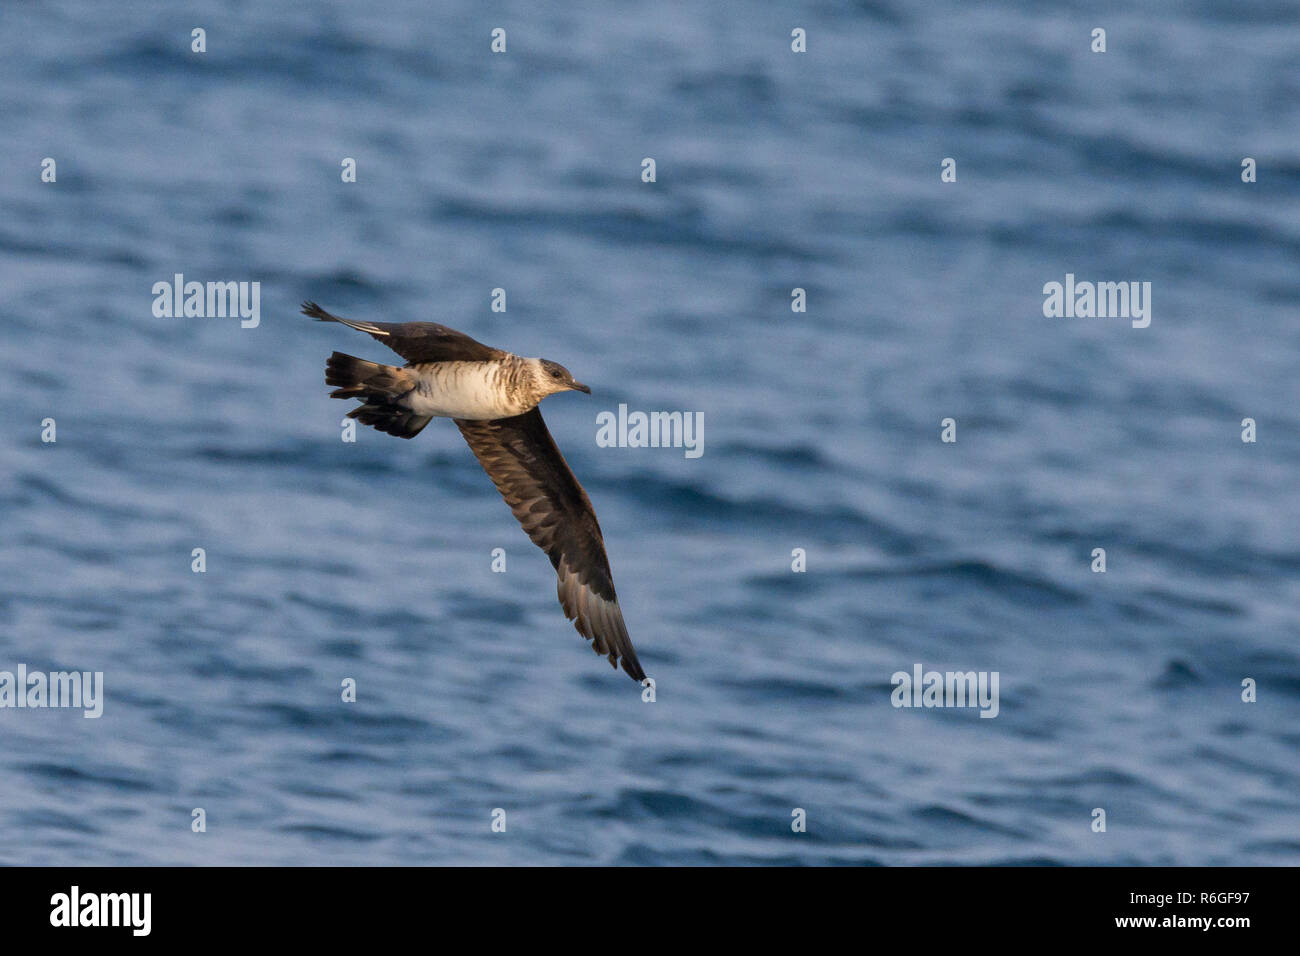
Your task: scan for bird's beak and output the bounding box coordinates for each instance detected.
[571,381,591,394]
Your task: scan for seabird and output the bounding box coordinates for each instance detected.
[302,301,647,683]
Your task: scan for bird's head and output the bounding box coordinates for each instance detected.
[534,358,591,397]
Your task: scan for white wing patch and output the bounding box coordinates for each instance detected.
[334,316,390,336]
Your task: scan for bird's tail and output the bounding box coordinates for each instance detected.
[325,351,432,439]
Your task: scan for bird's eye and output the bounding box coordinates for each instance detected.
[551,370,561,378]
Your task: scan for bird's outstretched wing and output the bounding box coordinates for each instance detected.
[302,301,503,364]
[455,408,646,682]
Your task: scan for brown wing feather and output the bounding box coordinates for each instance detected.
[455,408,646,682]
[303,301,503,364]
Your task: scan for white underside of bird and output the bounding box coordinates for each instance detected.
[404,361,532,420]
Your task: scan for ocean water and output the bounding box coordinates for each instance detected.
[1,0,1298,865]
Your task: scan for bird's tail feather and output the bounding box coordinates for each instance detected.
[325,351,431,439]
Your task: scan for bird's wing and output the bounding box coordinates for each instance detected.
[455,408,646,682]
[303,301,503,363]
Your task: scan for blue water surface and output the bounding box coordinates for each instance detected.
[1,0,1298,864]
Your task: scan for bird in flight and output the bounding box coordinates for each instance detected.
[303,301,647,683]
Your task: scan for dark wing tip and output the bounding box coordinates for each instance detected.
[622,655,648,683]
[605,633,646,682]
[301,300,334,321]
